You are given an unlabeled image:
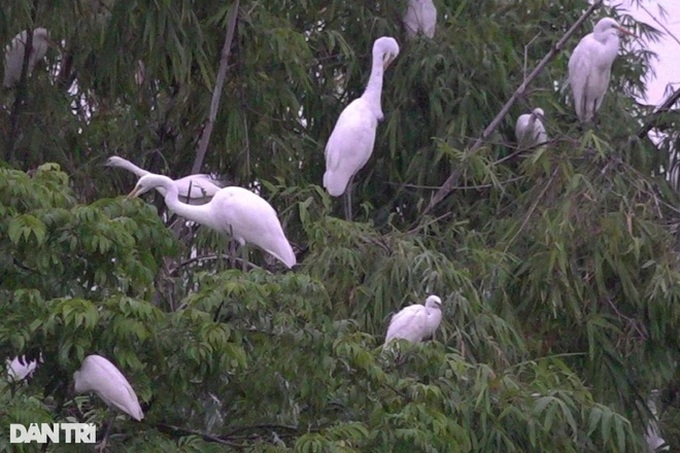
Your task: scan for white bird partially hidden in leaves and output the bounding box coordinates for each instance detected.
[106,155,221,205]
[128,174,297,269]
[323,36,400,221]
[568,17,634,124]
[73,355,143,448]
[4,28,51,88]
[403,0,437,39]
[384,295,443,344]
[515,108,548,149]
[7,355,40,382]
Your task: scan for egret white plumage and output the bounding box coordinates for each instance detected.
[4,28,50,88]
[323,36,400,220]
[515,108,548,149]
[568,18,634,123]
[644,391,669,452]
[73,355,143,449]
[106,156,221,205]
[385,295,442,344]
[403,0,437,39]
[128,174,296,268]
[7,355,40,382]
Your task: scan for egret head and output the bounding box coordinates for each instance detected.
[425,295,442,309]
[105,156,125,167]
[594,18,635,38]
[127,174,170,199]
[374,36,400,70]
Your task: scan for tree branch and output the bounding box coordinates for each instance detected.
[637,86,680,139]
[191,0,240,174]
[423,0,604,214]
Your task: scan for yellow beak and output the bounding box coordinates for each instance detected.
[383,55,395,71]
[126,187,141,199]
[616,25,636,38]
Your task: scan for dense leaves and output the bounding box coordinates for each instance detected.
[1,0,679,451]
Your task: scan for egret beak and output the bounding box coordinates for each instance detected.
[616,26,636,38]
[127,187,141,199]
[383,55,396,71]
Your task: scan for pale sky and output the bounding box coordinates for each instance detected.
[622,0,680,105]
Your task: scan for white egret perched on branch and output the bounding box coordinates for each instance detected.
[384,295,442,344]
[7,355,40,382]
[515,108,548,149]
[568,17,634,124]
[403,0,437,39]
[4,28,51,88]
[128,174,297,269]
[73,355,143,448]
[106,156,222,205]
[323,36,400,220]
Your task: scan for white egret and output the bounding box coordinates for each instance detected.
[403,0,437,39]
[7,355,40,382]
[644,391,669,452]
[384,295,442,344]
[568,17,634,123]
[73,355,143,449]
[4,28,50,88]
[106,155,221,205]
[323,36,400,220]
[128,174,297,268]
[515,108,548,149]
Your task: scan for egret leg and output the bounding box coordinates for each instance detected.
[344,176,354,221]
[95,411,116,451]
[228,239,237,268]
[240,243,248,272]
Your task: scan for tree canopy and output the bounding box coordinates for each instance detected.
[2,0,680,451]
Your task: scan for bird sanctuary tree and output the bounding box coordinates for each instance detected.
[2,0,680,451]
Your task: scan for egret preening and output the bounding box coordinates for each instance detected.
[128,174,297,269]
[403,0,437,39]
[568,18,634,124]
[515,108,548,149]
[4,28,50,88]
[73,355,143,448]
[385,295,442,344]
[323,36,400,220]
[106,156,221,205]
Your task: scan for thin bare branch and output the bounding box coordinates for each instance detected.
[424,0,604,214]
[191,0,240,174]
[637,86,680,139]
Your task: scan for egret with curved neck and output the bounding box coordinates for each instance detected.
[128,174,296,269]
[515,108,548,149]
[107,155,221,205]
[323,36,400,220]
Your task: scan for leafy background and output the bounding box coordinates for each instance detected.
[1,0,679,451]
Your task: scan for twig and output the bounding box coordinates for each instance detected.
[223,423,298,438]
[503,166,559,252]
[156,423,245,447]
[637,86,680,139]
[191,0,240,174]
[424,0,604,214]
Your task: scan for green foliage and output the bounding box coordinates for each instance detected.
[1,0,678,451]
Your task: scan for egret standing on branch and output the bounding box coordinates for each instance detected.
[568,18,634,124]
[128,175,297,269]
[323,36,400,221]
[106,156,222,205]
[73,355,143,448]
[4,28,51,88]
[515,108,548,149]
[403,0,437,39]
[384,295,443,344]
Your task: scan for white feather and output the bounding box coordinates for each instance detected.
[385,295,443,344]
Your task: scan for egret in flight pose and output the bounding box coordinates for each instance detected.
[568,18,634,123]
[515,108,548,149]
[73,355,143,449]
[323,36,400,220]
[403,0,437,39]
[106,156,221,205]
[128,175,297,268]
[4,28,51,87]
[385,295,442,344]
